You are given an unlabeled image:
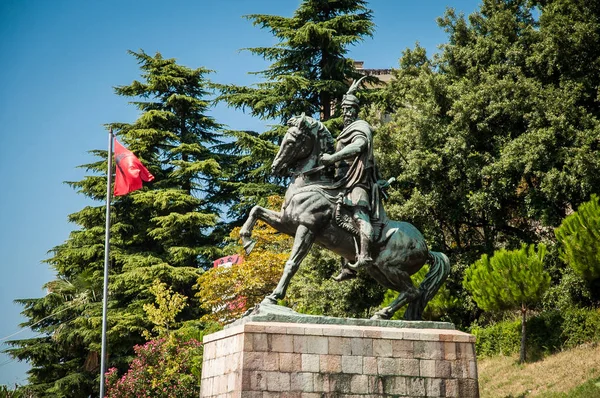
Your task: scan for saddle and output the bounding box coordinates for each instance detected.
[283,182,389,245]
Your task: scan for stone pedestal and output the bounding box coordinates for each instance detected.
[200,320,478,397]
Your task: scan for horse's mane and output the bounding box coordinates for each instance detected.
[287,114,334,154]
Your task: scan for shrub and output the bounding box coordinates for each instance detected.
[105,336,202,398]
[472,308,600,359]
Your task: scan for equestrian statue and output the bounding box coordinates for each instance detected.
[239,78,450,320]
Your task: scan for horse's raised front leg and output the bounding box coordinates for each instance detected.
[263,225,315,304]
[239,205,286,254]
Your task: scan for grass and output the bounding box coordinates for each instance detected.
[478,343,600,397]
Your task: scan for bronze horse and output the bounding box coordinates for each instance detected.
[240,115,450,320]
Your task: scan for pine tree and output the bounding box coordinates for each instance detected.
[218,0,375,219]
[463,244,550,363]
[555,194,600,282]
[6,50,226,397]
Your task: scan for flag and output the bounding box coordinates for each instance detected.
[114,139,155,196]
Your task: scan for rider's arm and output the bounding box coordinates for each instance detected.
[321,137,367,165]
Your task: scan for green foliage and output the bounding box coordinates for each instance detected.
[197,197,293,324]
[143,279,188,338]
[0,385,37,398]
[543,378,600,398]
[284,247,386,318]
[219,0,376,221]
[373,0,600,328]
[6,51,227,397]
[220,0,374,122]
[464,244,550,312]
[105,336,203,398]
[555,194,600,281]
[471,318,522,358]
[380,264,459,321]
[472,308,600,359]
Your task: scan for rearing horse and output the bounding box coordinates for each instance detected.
[240,115,450,320]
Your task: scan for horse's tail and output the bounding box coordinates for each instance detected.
[404,251,451,320]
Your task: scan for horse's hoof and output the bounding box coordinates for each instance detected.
[261,295,278,305]
[241,307,255,317]
[243,239,257,255]
[332,268,357,282]
[371,310,391,320]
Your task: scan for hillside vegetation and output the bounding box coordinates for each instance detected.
[479,344,600,397]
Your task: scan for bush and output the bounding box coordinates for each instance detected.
[472,308,600,359]
[105,336,203,398]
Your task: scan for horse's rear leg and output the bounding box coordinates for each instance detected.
[264,225,315,304]
[371,269,419,320]
[239,205,285,254]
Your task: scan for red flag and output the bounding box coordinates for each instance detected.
[114,139,154,196]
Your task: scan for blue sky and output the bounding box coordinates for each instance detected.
[0,0,480,386]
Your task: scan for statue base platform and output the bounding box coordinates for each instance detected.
[200,306,479,397]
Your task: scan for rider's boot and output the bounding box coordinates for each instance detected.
[348,232,373,270]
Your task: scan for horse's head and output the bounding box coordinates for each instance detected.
[272,114,331,176]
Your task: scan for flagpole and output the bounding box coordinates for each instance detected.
[99,128,114,397]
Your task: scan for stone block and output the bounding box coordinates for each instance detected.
[414,341,444,360]
[469,359,478,379]
[367,375,385,394]
[349,337,372,356]
[290,372,313,392]
[240,392,262,398]
[320,354,342,373]
[301,353,320,372]
[420,359,436,377]
[426,378,444,397]
[270,334,294,353]
[397,358,421,376]
[443,341,457,360]
[363,356,378,375]
[435,360,452,378]
[445,379,459,398]
[328,336,352,355]
[407,377,426,397]
[392,339,414,358]
[265,371,290,392]
[341,355,362,374]
[279,352,301,372]
[312,373,330,392]
[350,374,369,394]
[253,333,269,352]
[383,376,407,395]
[458,379,479,397]
[305,335,328,354]
[329,374,353,393]
[372,338,393,357]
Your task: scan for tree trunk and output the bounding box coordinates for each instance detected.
[520,303,527,364]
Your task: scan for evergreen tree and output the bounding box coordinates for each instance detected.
[463,244,550,363]
[372,0,600,326]
[555,194,600,282]
[6,51,225,397]
[218,0,375,219]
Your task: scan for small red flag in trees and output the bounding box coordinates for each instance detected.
[114,139,154,196]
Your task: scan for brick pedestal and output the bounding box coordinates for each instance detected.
[200,321,478,397]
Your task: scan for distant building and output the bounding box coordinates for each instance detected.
[354,61,393,86]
